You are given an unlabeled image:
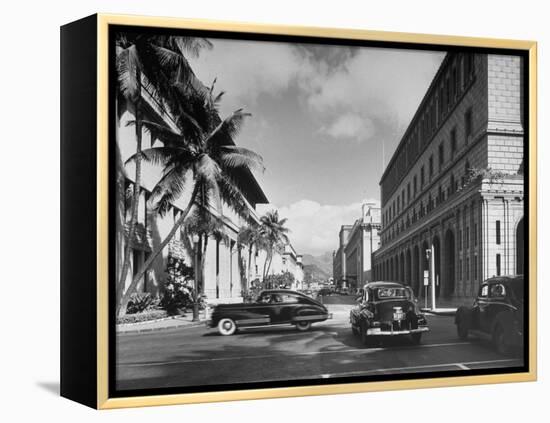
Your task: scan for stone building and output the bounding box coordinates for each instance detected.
[116,79,288,305]
[371,52,525,304]
[333,203,381,291]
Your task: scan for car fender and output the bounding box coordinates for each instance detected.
[455,306,473,327]
[491,310,519,341]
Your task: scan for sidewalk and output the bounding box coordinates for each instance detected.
[419,297,472,316]
[116,311,208,334]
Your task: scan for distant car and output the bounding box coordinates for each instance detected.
[350,282,429,346]
[207,289,332,335]
[455,276,524,354]
[317,288,333,297]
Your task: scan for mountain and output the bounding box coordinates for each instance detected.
[302,252,333,282]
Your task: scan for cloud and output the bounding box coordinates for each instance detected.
[321,113,375,141]
[189,39,444,146]
[257,199,380,256]
[188,39,312,116]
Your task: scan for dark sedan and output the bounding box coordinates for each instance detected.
[207,289,332,335]
[350,282,429,346]
[455,276,524,354]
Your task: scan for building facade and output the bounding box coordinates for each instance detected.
[333,203,381,291]
[372,52,525,304]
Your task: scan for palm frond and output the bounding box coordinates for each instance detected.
[126,119,184,147]
[204,109,252,150]
[216,175,251,221]
[116,44,141,101]
[218,146,265,172]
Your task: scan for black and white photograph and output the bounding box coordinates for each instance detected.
[112,26,528,394]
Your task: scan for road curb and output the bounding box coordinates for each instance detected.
[421,308,457,316]
[117,321,206,335]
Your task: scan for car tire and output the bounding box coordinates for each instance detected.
[295,321,311,332]
[411,332,422,344]
[492,324,510,355]
[217,318,237,336]
[456,321,469,340]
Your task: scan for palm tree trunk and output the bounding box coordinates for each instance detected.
[200,233,208,294]
[247,246,253,290]
[116,91,143,307]
[117,183,200,317]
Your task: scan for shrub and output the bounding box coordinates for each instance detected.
[126,293,156,314]
[116,309,168,324]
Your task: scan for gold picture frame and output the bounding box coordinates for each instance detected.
[60,13,537,409]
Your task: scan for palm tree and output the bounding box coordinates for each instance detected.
[182,206,230,295]
[115,33,211,307]
[259,210,290,284]
[237,222,264,291]
[116,86,264,316]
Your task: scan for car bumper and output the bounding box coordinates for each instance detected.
[366,326,429,336]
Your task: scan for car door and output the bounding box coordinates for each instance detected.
[278,293,302,323]
[475,283,490,332]
[264,293,285,324]
[254,292,280,324]
[486,282,509,330]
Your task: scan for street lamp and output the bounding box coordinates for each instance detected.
[425,246,436,310]
[192,234,200,322]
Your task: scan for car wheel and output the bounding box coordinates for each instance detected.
[295,321,312,331]
[493,324,510,355]
[456,321,469,340]
[217,318,237,336]
[411,332,422,344]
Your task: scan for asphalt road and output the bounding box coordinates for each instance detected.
[116,303,524,391]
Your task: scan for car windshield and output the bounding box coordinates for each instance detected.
[375,287,412,300]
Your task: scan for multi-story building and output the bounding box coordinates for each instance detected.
[333,203,381,291]
[116,78,291,305]
[268,244,304,289]
[372,52,525,304]
[333,225,352,289]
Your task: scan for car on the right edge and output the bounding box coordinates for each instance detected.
[455,275,524,354]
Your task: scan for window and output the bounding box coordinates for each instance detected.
[466,226,470,248]
[421,166,425,186]
[466,257,470,279]
[450,128,457,158]
[439,143,445,171]
[496,254,501,276]
[480,284,489,298]
[459,229,462,251]
[429,155,434,177]
[450,174,456,195]
[490,283,506,298]
[474,223,478,246]
[474,255,478,280]
[496,220,501,245]
[446,77,451,111]
[452,67,458,100]
[464,109,473,144]
[413,175,417,196]
[402,189,405,209]
[458,258,462,280]
[407,183,411,203]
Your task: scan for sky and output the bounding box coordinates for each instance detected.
[188,38,445,256]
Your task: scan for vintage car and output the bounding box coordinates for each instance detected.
[455,276,524,354]
[207,289,332,335]
[350,282,429,346]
